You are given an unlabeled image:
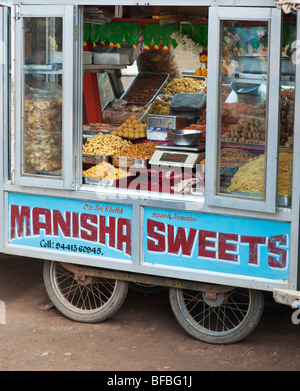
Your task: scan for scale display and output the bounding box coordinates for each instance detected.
[160,152,188,164]
[149,150,203,168]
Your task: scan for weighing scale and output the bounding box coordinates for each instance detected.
[149,144,205,168]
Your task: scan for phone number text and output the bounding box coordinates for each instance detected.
[40,239,103,255]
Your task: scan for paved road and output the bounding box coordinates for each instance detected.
[0,254,299,373]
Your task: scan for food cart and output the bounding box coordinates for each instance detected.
[0,0,299,344]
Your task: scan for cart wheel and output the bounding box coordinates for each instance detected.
[169,286,264,344]
[130,282,168,295]
[43,261,129,323]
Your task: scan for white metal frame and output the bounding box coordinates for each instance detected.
[206,7,282,213]
[13,4,77,189]
[0,6,9,253]
[0,1,298,294]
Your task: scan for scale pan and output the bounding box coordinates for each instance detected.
[169,128,204,146]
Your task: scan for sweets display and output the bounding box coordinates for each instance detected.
[220,147,256,167]
[82,132,132,156]
[162,77,206,95]
[143,96,172,123]
[122,73,167,103]
[221,99,294,146]
[114,143,158,159]
[112,115,147,139]
[101,100,148,124]
[83,161,129,179]
[228,149,293,196]
[24,83,62,174]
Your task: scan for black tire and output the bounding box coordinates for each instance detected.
[129,282,168,295]
[169,286,264,344]
[43,261,129,323]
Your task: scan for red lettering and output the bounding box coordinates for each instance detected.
[117,218,131,256]
[147,219,165,252]
[167,225,197,256]
[52,210,71,237]
[32,208,52,235]
[80,213,97,242]
[241,236,266,265]
[268,234,288,268]
[99,215,116,248]
[219,232,238,262]
[72,212,79,238]
[10,205,31,239]
[198,230,217,259]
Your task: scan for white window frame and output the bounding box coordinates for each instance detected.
[13,4,77,190]
[205,7,282,213]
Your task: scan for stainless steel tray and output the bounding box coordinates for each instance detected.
[83,175,133,187]
[82,154,111,164]
[227,190,291,207]
[147,114,188,130]
[83,177,114,186]
[112,156,149,168]
[220,165,239,177]
[170,93,206,112]
[120,72,169,104]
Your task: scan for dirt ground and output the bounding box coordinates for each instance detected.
[0,254,300,373]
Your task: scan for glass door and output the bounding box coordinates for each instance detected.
[14,5,77,189]
[205,7,282,212]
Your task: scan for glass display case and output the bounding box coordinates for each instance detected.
[206,7,284,213]
[13,5,78,190]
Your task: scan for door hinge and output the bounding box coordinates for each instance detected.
[14,6,21,20]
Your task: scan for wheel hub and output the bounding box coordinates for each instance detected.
[74,273,93,286]
[202,292,225,307]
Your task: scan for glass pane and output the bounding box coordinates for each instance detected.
[277,13,296,208]
[23,17,63,176]
[218,21,268,200]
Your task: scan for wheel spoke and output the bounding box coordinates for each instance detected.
[179,288,253,335]
[52,264,118,312]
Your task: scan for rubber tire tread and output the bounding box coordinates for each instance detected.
[169,287,264,345]
[43,260,129,323]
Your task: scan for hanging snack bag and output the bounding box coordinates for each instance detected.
[24,81,62,174]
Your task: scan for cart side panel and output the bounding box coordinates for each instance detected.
[143,207,290,281]
[7,193,133,261]
[5,192,291,289]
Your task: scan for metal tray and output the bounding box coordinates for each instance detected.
[83,177,114,186]
[237,56,268,74]
[82,154,111,165]
[120,72,170,104]
[147,114,188,130]
[112,156,149,168]
[164,75,207,97]
[220,166,239,177]
[227,190,291,207]
[170,93,206,112]
[82,174,133,188]
[237,57,295,76]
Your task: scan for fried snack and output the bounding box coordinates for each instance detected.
[220,147,256,167]
[83,161,129,179]
[24,95,62,173]
[83,132,132,156]
[114,142,158,159]
[163,77,206,95]
[228,149,293,196]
